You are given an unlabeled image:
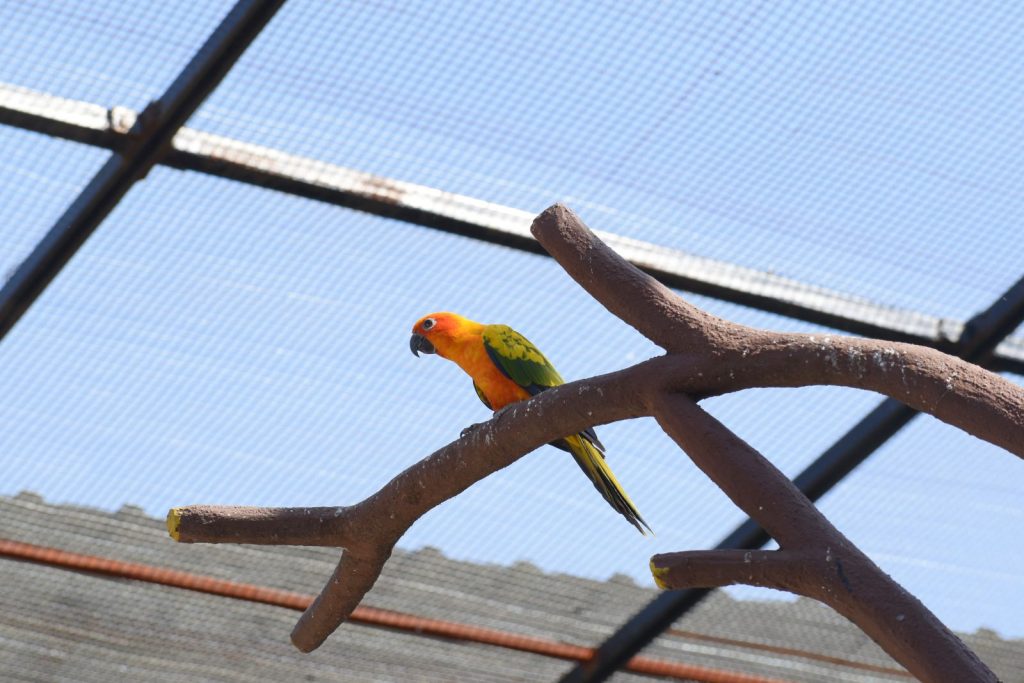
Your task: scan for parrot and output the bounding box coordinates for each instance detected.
[410,312,651,535]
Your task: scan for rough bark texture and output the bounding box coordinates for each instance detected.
[169,204,1019,680]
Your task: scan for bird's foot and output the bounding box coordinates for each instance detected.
[462,406,515,440]
[460,422,486,439]
[492,405,514,420]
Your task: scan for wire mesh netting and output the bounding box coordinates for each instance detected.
[0,128,110,275]
[1,1,1023,682]
[818,406,1024,637]
[3,165,887,573]
[0,0,234,110]
[186,0,1024,321]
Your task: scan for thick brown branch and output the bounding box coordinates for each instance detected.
[532,204,1024,459]
[719,334,1024,459]
[168,204,1021,666]
[168,374,652,650]
[649,392,996,683]
[291,549,391,652]
[531,203,728,351]
[169,331,1021,657]
[649,549,816,591]
[169,326,1023,652]
[170,506,356,546]
[650,392,840,546]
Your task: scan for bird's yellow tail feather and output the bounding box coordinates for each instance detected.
[565,434,652,535]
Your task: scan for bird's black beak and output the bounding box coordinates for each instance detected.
[410,333,436,357]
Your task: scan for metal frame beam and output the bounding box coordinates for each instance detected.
[3,83,1024,372]
[560,274,1024,683]
[0,0,285,340]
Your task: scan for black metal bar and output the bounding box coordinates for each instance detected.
[0,90,122,150]
[7,85,1024,374]
[0,0,285,341]
[561,274,1024,683]
[956,277,1024,364]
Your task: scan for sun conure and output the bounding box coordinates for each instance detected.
[410,312,651,534]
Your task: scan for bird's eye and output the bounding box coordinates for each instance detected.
[422,318,435,331]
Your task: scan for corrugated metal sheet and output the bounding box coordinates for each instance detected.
[2,493,1021,682]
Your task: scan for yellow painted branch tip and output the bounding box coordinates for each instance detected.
[166,508,182,542]
[650,558,671,590]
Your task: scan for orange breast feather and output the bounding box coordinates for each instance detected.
[449,336,530,410]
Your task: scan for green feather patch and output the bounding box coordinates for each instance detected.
[482,324,563,395]
[482,324,647,533]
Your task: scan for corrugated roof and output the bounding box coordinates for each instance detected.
[1,492,1021,682]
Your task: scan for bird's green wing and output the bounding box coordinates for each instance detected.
[483,324,606,453]
[482,326,645,532]
[482,324,564,395]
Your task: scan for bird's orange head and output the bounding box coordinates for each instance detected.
[410,312,480,359]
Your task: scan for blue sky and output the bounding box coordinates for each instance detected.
[2,0,1023,641]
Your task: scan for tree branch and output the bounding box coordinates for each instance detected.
[649,549,815,591]
[648,392,996,683]
[167,204,1019,678]
[168,505,356,546]
[291,548,391,652]
[532,204,1024,459]
[170,376,651,651]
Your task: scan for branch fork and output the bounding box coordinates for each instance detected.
[170,205,1019,680]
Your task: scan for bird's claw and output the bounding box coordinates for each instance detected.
[460,423,484,439]
[492,405,513,420]
[461,406,516,440]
